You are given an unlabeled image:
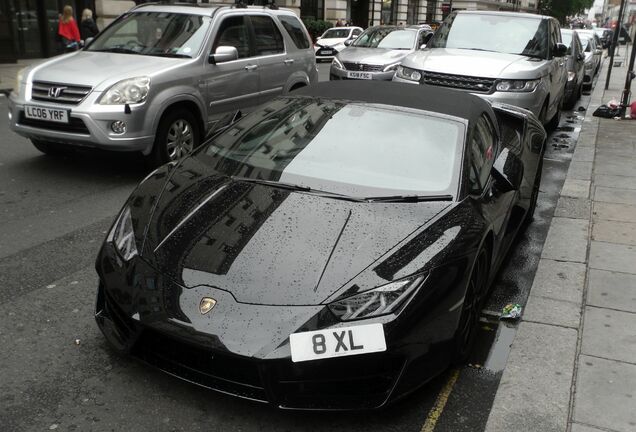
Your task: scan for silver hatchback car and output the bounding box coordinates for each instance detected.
[8,3,317,166]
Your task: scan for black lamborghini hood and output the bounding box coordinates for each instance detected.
[141,157,451,306]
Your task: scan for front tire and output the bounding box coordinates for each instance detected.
[452,247,490,364]
[147,108,200,168]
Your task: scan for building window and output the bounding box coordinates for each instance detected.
[301,0,324,21]
[381,0,397,24]
[407,0,419,24]
[426,0,437,23]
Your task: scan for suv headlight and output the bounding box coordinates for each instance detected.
[14,67,27,97]
[99,76,150,105]
[395,65,422,82]
[108,206,138,261]
[495,79,540,92]
[332,57,344,70]
[328,275,425,321]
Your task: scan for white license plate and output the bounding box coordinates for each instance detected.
[289,323,386,363]
[346,71,372,80]
[320,50,333,55]
[24,105,69,123]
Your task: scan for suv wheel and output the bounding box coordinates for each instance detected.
[148,108,200,167]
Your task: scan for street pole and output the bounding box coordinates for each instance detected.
[619,36,636,117]
[605,0,627,90]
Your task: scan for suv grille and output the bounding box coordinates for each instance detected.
[31,81,92,105]
[421,71,495,93]
[343,62,384,72]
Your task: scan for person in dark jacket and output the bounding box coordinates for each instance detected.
[80,8,99,41]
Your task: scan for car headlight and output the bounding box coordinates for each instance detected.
[328,275,425,321]
[99,76,150,105]
[395,65,422,82]
[383,62,400,72]
[108,206,138,261]
[567,71,576,81]
[14,67,27,97]
[332,57,344,70]
[495,79,540,92]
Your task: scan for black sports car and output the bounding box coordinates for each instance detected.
[95,81,546,410]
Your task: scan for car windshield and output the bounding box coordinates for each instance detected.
[87,12,210,58]
[428,13,548,59]
[352,28,416,49]
[322,29,350,38]
[561,31,573,48]
[197,98,464,198]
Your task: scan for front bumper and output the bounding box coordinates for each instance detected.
[314,46,339,62]
[8,92,154,153]
[95,242,461,410]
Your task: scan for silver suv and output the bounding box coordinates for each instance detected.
[8,3,317,165]
[394,11,567,129]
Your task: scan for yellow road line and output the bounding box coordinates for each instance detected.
[420,368,461,432]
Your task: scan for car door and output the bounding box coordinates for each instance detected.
[548,19,567,112]
[204,14,260,128]
[247,14,288,105]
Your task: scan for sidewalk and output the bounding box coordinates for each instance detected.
[485,60,636,431]
[0,59,42,95]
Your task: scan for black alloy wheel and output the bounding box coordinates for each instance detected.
[453,247,490,364]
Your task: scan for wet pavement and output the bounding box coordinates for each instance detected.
[0,67,594,431]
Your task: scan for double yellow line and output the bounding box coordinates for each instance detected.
[420,368,461,432]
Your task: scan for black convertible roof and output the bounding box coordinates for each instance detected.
[291,81,494,126]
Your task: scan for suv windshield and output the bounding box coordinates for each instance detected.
[87,12,210,58]
[352,28,416,50]
[197,98,463,198]
[428,13,548,59]
[322,29,350,38]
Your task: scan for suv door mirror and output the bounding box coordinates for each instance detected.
[554,43,568,57]
[344,39,353,46]
[423,32,433,45]
[209,46,239,64]
[491,148,523,193]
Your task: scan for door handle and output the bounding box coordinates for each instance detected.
[284,59,294,65]
[245,64,258,71]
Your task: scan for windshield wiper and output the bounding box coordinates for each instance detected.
[230,176,365,202]
[459,47,497,53]
[364,194,454,203]
[91,47,139,54]
[150,52,192,58]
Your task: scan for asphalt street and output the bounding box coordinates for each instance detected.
[0,63,592,432]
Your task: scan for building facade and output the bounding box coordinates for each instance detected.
[0,0,537,63]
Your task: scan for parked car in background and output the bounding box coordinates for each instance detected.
[580,34,601,89]
[560,29,585,109]
[314,26,363,62]
[593,27,612,48]
[95,80,546,410]
[394,11,568,130]
[9,3,317,166]
[330,25,433,81]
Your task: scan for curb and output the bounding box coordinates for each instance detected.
[484,65,607,432]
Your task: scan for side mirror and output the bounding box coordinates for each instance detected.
[344,39,353,46]
[423,32,434,45]
[491,148,523,193]
[578,53,585,61]
[209,46,238,64]
[554,43,568,57]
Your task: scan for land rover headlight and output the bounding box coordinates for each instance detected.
[495,79,540,92]
[328,275,425,321]
[100,76,150,105]
[107,206,138,261]
[395,65,422,82]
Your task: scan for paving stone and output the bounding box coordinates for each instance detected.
[529,259,586,304]
[581,306,636,363]
[573,355,636,432]
[589,241,636,274]
[567,162,593,180]
[572,147,595,162]
[592,220,636,246]
[523,295,581,328]
[555,197,591,219]
[594,154,636,177]
[588,269,636,313]
[570,424,607,432]
[541,218,589,263]
[561,179,591,199]
[594,187,636,205]
[592,201,636,222]
[485,322,578,432]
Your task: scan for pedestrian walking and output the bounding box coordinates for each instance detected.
[57,5,80,53]
[80,8,99,41]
